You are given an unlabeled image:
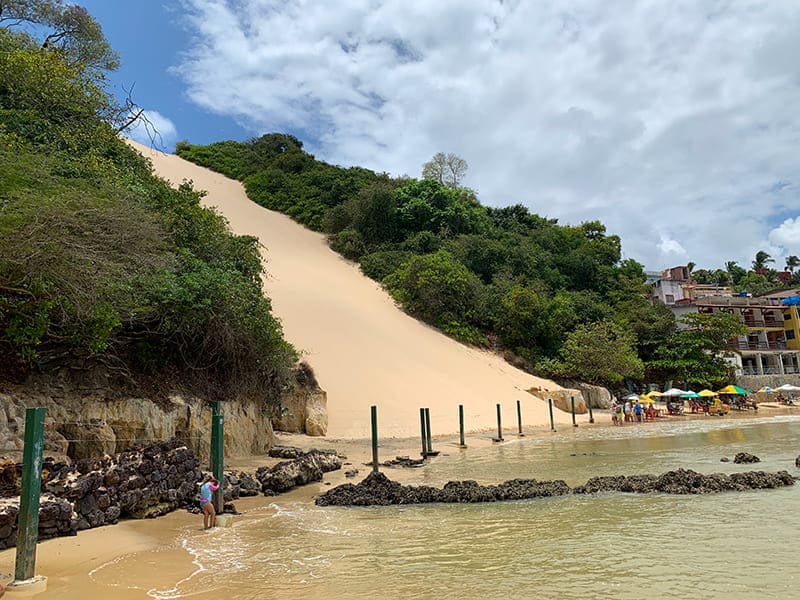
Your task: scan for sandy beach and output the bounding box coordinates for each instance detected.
[127,140,581,439]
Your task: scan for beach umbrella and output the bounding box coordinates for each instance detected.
[756,387,774,394]
[663,388,687,396]
[681,391,701,398]
[716,384,751,395]
[698,389,718,397]
[623,393,642,400]
[775,384,800,392]
[645,390,665,398]
[637,397,655,403]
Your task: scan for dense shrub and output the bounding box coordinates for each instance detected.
[0,21,296,399]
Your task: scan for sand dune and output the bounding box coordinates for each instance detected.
[129,141,581,438]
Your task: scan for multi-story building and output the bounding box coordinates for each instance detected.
[651,265,733,306]
[693,291,800,377]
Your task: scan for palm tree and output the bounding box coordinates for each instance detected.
[752,251,774,271]
[786,255,800,274]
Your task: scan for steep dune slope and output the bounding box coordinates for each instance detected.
[130,141,581,438]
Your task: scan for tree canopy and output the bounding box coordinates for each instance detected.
[0,15,297,400]
[422,152,468,189]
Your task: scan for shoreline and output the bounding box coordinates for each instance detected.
[1,406,796,598]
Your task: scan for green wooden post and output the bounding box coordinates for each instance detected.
[211,413,224,513]
[209,401,221,471]
[516,399,524,437]
[571,396,578,427]
[494,403,504,442]
[419,408,427,458]
[424,408,433,454]
[15,407,46,582]
[458,404,466,448]
[587,396,595,424]
[548,398,556,432]
[371,405,379,473]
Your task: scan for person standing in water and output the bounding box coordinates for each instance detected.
[199,476,220,529]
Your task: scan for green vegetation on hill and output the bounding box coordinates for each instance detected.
[177,136,740,389]
[0,11,296,399]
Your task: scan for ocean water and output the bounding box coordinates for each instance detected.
[95,416,800,600]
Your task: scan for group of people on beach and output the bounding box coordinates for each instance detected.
[609,398,658,425]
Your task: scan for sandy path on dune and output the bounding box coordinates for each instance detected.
[128,141,581,438]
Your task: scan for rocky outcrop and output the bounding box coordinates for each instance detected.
[272,389,328,436]
[269,361,328,436]
[0,495,76,550]
[317,468,795,507]
[0,391,275,463]
[256,449,342,495]
[316,472,571,506]
[548,390,587,414]
[222,471,260,501]
[572,468,794,494]
[1,363,327,463]
[733,452,760,464]
[0,439,201,548]
[559,381,612,409]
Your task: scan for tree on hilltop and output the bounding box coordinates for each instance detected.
[422,152,468,189]
[786,255,799,273]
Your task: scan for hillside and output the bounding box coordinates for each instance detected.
[130,141,580,438]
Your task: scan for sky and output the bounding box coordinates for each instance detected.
[78,0,800,273]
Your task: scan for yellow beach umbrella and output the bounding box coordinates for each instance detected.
[698,389,718,397]
[637,396,655,403]
[756,387,775,393]
[646,390,664,398]
[717,384,751,395]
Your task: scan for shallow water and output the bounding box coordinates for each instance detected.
[95,416,800,599]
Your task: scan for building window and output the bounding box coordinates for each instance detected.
[787,330,796,340]
[665,294,674,304]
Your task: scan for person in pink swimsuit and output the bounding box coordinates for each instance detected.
[199,476,220,529]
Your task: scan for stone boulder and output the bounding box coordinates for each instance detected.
[733,453,760,464]
[559,381,613,409]
[547,389,587,414]
[222,470,260,501]
[256,449,341,494]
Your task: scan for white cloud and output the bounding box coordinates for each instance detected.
[125,110,178,150]
[175,0,800,270]
[769,218,800,258]
[658,237,687,257]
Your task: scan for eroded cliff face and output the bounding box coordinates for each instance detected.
[0,368,327,462]
[0,390,275,463]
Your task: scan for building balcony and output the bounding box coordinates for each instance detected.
[729,340,788,351]
[741,365,800,376]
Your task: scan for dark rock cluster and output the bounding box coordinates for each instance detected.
[0,495,75,550]
[572,468,793,494]
[0,439,201,548]
[381,456,426,468]
[256,449,341,495]
[733,453,761,464]
[317,468,795,507]
[316,472,571,506]
[222,471,260,501]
